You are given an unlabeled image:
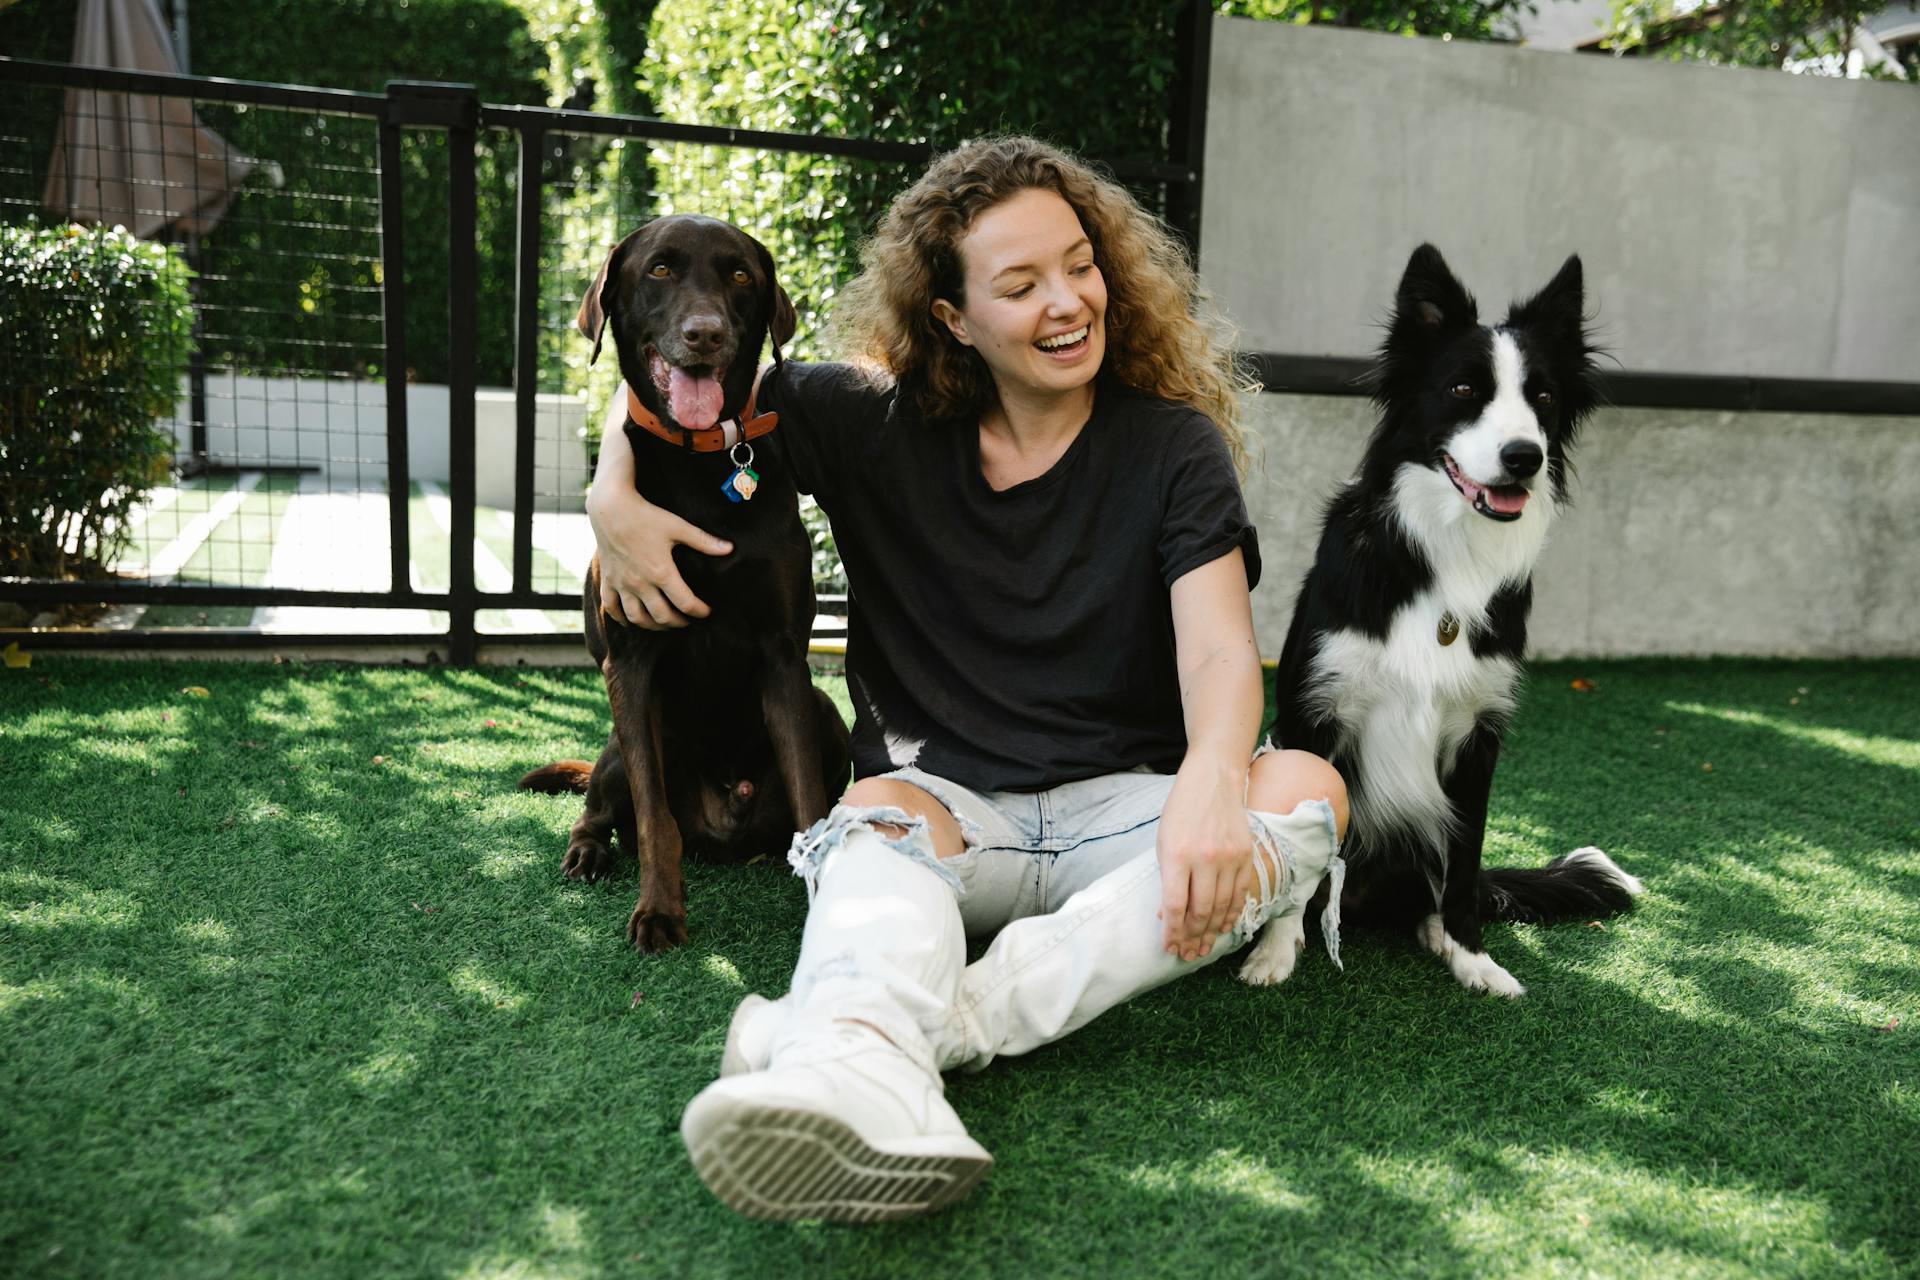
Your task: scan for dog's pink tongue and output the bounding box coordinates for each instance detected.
[667,368,723,430]
[1486,487,1529,515]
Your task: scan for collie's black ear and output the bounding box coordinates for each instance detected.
[750,235,797,365]
[1395,243,1477,333]
[1507,253,1584,339]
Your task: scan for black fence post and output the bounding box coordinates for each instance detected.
[377,108,412,604]
[1166,0,1213,262]
[446,92,481,664]
[387,80,482,663]
[511,125,544,598]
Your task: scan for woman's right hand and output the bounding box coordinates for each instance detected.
[585,387,733,629]
[587,486,733,629]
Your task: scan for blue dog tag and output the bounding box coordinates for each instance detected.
[722,466,759,503]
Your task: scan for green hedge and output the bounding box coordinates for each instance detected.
[641,0,1187,361]
[0,224,193,580]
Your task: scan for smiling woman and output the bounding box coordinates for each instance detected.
[582,135,1351,1223]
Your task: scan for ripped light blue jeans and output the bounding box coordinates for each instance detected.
[779,763,1344,1075]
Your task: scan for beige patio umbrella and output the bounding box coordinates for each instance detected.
[41,0,270,237]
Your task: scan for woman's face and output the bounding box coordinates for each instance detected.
[933,187,1108,407]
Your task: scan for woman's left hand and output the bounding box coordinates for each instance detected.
[1156,758,1256,963]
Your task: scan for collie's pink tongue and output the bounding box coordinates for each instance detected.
[1484,487,1528,515]
[667,368,723,430]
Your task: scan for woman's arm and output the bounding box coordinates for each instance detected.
[584,384,735,629]
[1157,547,1264,962]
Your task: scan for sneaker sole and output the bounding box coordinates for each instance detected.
[684,1098,992,1222]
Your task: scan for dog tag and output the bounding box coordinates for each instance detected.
[721,440,758,503]
[1437,611,1460,646]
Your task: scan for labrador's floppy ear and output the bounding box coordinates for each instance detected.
[751,236,797,365]
[574,245,614,367]
[576,227,644,366]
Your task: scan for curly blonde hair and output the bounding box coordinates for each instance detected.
[832,136,1254,472]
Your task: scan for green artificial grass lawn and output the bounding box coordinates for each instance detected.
[2,658,1915,1279]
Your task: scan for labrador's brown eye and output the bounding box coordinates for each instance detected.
[732,269,751,285]
[1450,383,1475,399]
[648,263,670,279]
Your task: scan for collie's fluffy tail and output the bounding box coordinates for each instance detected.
[518,760,595,794]
[1479,847,1643,924]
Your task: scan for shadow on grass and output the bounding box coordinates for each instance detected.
[1,658,1914,1277]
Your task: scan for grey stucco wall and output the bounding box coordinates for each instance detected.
[1199,17,1920,383]
[1243,395,1920,659]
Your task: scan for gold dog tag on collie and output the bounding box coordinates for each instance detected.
[1438,612,1460,646]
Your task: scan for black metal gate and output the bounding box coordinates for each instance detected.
[0,20,1210,663]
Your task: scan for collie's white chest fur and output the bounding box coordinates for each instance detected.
[1303,461,1557,853]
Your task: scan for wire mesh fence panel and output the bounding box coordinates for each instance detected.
[0,68,421,633]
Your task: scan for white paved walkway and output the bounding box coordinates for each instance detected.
[252,475,439,634]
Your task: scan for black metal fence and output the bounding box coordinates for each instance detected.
[0,50,1206,661]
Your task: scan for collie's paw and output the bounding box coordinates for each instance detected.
[1415,913,1453,960]
[1238,914,1307,986]
[1449,947,1525,997]
[1419,915,1524,996]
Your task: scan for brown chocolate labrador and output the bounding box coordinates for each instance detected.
[519,215,850,951]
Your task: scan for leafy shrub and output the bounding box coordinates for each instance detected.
[0,224,192,580]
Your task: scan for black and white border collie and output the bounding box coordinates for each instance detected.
[1244,244,1642,997]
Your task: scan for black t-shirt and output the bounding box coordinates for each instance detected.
[761,360,1260,794]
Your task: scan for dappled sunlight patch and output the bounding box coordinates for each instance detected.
[7,814,82,850]
[6,879,140,933]
[1483,813,1559,862]
[452,1198,596,1280]
[540,1201,588,1252]
[345,1048,420,1091]
[0,970,153,1018]
[176,918,234,946]
[477,845,545,879]
[1124,1150,1319,1213]
[1349,1145,1872,1273]
[187,1173,368,1247]
[451,962,526,1011]
[58,737,165,768]
[1590,1085,1671,1121]
[1584,952,1740,1028]
[702,954,745,989]
[1666,702,1920,770]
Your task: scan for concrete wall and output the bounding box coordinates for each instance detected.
[1242,395,1920,659]
[1199,16,1920,383]
[167,373,590,509]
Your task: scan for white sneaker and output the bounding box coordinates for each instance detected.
[681,1023,993,1221]
[719,993,781,1078]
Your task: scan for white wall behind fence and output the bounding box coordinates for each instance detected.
[1241,394,1920,660]
[1199,17,1920,382]
[167,374,590,509]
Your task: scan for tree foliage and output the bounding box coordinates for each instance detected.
[1602,0,1917,77]
[1214,0,1535,40]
